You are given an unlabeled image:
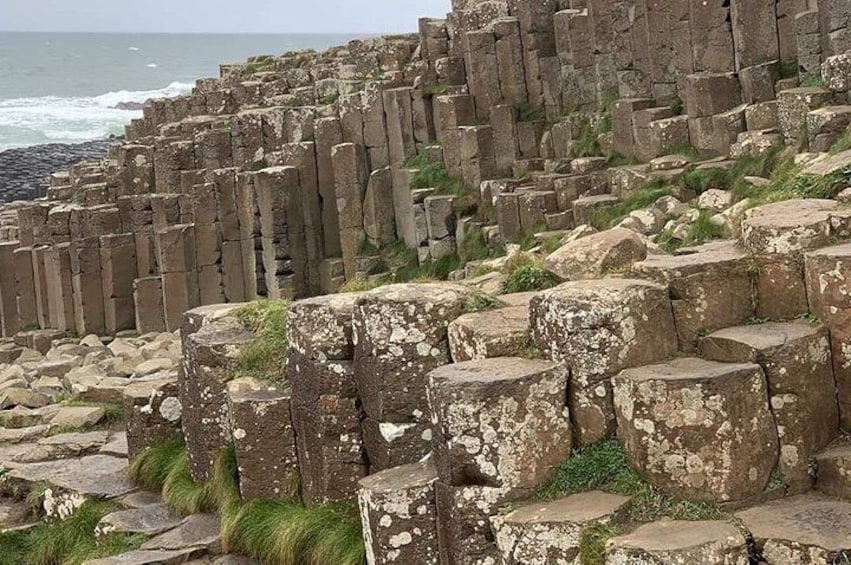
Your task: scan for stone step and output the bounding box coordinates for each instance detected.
[605,519,750,564]
[98,503,182,537]
[140,514,221,553]
[736,494,851,561]
[815,437,851,500]
[447,304,530,362]
[491,491,630,563]
[81,547,206,565]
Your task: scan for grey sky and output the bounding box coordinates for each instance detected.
[0,1,452,34]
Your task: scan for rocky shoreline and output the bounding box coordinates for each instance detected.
[0,138,118,202]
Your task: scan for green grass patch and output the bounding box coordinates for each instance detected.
[462,293,507,314]
[573,120,603,158]
[501,255,559,293]
[536,439,726,523]
[407,155,469,197]
[422,83,450,97]
[801,73,826,88]
[339,276,387,293]
[541,235,564,255]
[831,128,851,155]
[233,299,291,383]
[658,210,726,252]
[669,97,684,116]
[591,181,672,230]
[515,102,546,123]
[681,167,731,195]
[0,501,145,565]
[580,523,622,565]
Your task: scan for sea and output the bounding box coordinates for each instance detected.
[0,32,364,152]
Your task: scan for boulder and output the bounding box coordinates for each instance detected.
[612,358,778,502]
[50,406,105,429]
[544,228,647,281]
[0,388,50,409]
[530,279,676,445]
[98,504,181,536]
[447,306,531,362]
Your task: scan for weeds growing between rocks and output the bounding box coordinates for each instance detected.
[591,180,672,230]
[233,299,291,383]
[501,255,559,293]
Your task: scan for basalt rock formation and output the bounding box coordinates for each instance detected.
[2,1,851,564]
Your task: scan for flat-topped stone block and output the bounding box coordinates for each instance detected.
[123,377,182,461]
[491,491,630,564]
[226,377,297,500]
[447,305,530,362]
[428,357,570,489]
[815,438,851,500]
[97,503,181,537]
[612,358,778,502]
[605,519,749,564]
[530,278,676,445]
[700,321,838,488]
[632,240,753,351]
[736,494,851,562]
[358,459,439,565]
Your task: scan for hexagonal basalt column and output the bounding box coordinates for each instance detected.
[700,321,839,490]
[180,305,253,481]
[226,377,298,501]
[612,358,779,503]
[741,199,837,320]
[358,459,439,565]
[605,520,750,564]
[353,283,474,471]
[530,279,677,445]
[288,293,367,503]
[427,357,571,489]
[448,305,531,363]
[631,241,754,352]
[805,241,851,431]
[491,491,630,564]
[123,376,182,461]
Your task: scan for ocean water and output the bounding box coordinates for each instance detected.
[0,32,364,151]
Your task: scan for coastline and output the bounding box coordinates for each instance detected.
[0,137,117,201]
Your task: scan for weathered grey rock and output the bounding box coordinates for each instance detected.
[544,228,647,281]
[736,495,851,563]
[604,520,750,564]
[631,241,754,352]
[50,406,105,429]
[428,357,570,489]
[700,321,838,489]
[353,283,473,469]
[358,459,439,565]
[612,358,778,502]
[815,439,851,500]
[0,388,50,409]
[98,504,182,537]
[491,491,629,564]
[140,514,221,552]
[447,305,530,363]
[15,430,110,463]
[530,279,676,445]
[82,547,205,565]
[123,377,182,461]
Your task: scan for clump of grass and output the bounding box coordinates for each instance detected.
[574,120,603,158]
[223,500,365,565]
[339,276,386,293]
[681,167,731,195]
[0,501,145,565]
[580,523,622,565]
[127,434,186,491]
[598,89,620,115]
[669,97,684,116]
[463,293,507,314]
[830,128,851,155]
[459,229,495,263]
[591,180,672,230]
[422,83,450,97]
[541,235,564,255]
[233,299,291,383]
[801,74,826,88]
[407,155,469,196]
[501,255,559,293]
[537,439,726,523]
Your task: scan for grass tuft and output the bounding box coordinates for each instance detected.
[537,439,726,523]
[0,501,145,565]
[407,155,469,197]
[501,255,559,294]
[591,180,672,230]
[462,293,507,314]
[127,434,186,491]
[233,299,291,383]
[580,523,622,565]
[658,210,726,253]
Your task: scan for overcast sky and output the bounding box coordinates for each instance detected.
[0,1,452,34]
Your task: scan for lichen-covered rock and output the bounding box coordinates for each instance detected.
[123,377,182,461]
[288,293,359,364]
[815,438,851,500]
[805,241,851,431]
[742,199,838,320]
[353,283,474,469]
[427,357,570,489]
[434,482,528,565]
[448,306,531,363]
[612,357,778,502]
[736,494,851,563]
[358,459,439,565]
[180,306,254,481]
[631,240,754,351]
[226,377,298,500]
[604,520,749,564]
[491,491,629,564]
[530,279,676,445]
[700,321,838,489]
[544,227,647,281]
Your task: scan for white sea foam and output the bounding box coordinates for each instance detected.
[0,82,193,151]
[146,63,159,68]
[128,46,140,51]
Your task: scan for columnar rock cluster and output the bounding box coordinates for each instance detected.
[4,0,851,563]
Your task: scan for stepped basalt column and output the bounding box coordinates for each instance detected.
[287,293,368,504]
[352,283,474,471]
